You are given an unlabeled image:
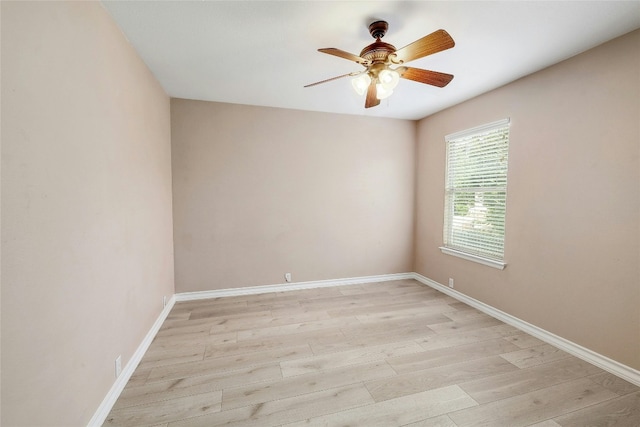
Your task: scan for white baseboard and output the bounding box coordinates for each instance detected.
[411,273,640,387]
[89,271,639,425]
[175,272,414,301]
[87,295,177,427]
[87,273,411,425]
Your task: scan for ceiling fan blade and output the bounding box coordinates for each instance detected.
[318,48,371,66]
[365,78,380,108]
[393,29,455,64]
[397,66,454,87]
[304,72,362,88]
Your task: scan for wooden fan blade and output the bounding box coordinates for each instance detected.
[393,29,455,64]
[304,72,361,88]
[365,78,380,108]
[397,66,454,88]
[318,48,371,65]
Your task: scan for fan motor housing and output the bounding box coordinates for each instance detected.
[360,40,396,64]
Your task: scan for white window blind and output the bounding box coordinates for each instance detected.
[443,118,510,265]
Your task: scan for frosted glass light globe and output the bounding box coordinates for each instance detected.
[351,73,372,96]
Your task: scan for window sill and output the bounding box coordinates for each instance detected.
[439,247,506,270]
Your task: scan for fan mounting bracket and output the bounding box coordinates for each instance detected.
[368,21,389,39]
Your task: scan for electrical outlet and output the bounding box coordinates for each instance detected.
[448,278,454,288]
[163,295,167,308]
[115,355,122,378]
[284,273,292,283]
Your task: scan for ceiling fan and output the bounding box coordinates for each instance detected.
[305,20,455,108]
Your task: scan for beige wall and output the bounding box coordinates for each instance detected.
[171,99,415,292]
[415,30,640,370]
[1,2,174,425]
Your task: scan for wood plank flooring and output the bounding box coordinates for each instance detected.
[104,279,640,426]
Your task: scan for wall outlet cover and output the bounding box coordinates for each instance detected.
[115,355,122,378]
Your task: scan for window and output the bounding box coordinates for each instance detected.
[441,118,510,269]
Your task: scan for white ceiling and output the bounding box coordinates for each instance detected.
[101,1,640,120]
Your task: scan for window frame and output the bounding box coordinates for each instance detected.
[439,118,511,270]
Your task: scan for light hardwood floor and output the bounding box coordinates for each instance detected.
[104,279,640,426]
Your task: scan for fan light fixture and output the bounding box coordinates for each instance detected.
[379,69,400,90]
[351,73,371,96]
[375,83,393,99]
[352,67,400,100]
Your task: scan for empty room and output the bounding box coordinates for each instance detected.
[1,1,639,426]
